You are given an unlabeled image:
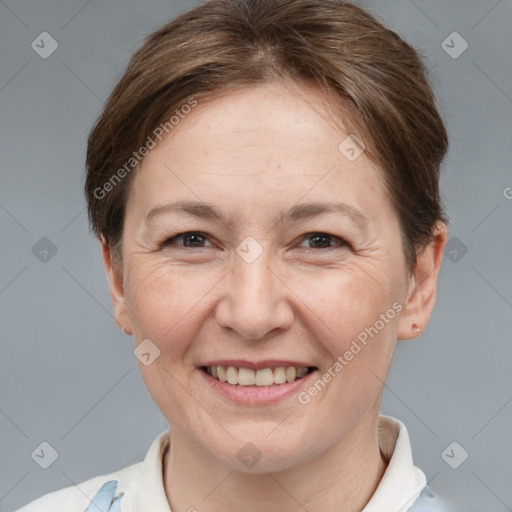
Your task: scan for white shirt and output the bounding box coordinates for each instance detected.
[16,415,450,511]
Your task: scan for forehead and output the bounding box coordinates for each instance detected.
[161,82,357,166]
[127,82,391,224]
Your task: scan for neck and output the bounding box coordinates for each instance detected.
[163,414,388,512]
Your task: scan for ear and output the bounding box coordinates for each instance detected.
[397,221,448,340]
[100,236,133,335]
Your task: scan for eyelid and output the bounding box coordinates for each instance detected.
[296,232,347,249]
[162,231,216,248]
[162,231,348,250]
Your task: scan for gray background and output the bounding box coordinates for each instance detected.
[1,0,511,510]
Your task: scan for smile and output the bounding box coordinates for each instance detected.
[198,359,319,404]
[202,365,315,386]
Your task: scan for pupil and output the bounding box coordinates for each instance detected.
[312,234,329,248]
[186,234,202,246]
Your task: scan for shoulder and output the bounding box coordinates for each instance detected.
[14,462,142,512]
[15,429,170,512]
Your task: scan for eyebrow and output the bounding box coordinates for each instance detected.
[145,200,368,228]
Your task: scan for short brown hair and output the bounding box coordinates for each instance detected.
[85,0,448,273]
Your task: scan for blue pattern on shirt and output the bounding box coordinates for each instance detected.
[85,481,123,512]
[86,480,453,512]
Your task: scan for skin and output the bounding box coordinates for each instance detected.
[101,80,447,512]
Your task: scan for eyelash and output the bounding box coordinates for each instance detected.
[161,231,348,250]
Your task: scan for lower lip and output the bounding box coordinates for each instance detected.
[198,368,317,405]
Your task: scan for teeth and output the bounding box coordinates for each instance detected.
[273,367,287,384]
[205,365,311,386]
[218,366,227,382]
[226,366,239,385]
[255,368,274,386]
[285,367,296,383]
[238,367,255,386]
[296,367,308,378]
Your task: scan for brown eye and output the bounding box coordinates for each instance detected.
[163,232,213,248]
[298,232,346,249]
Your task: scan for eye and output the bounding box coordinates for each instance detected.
[297,232,347,250]
[161,231,347,250]
[162,231,214,248]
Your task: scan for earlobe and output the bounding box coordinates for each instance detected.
[99,237,134,336]
[397,222,448,341]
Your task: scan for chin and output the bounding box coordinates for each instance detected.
[209,426,320,474]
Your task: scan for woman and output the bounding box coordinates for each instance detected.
[17,0,453,510]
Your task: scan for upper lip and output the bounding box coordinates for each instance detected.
[200,360,315,371]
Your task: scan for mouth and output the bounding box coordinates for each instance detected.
[200,365,316,386]
[198,362,318,405]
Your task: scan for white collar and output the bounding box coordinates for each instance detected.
[362,415,427,511]
[134,415,426,511]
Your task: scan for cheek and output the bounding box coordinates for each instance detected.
[123,259,216,423]
[301,265,397,342]
[123,257,220,355]
[298,264,401,402]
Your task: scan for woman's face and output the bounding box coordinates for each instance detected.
[107,82,425,471]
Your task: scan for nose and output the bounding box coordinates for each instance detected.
[214,249,295,341]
